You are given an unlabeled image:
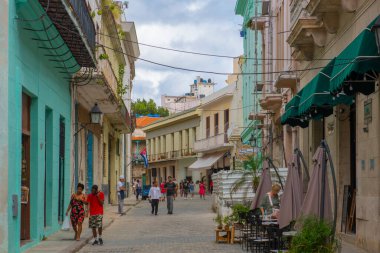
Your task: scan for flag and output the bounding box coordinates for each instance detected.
[140,148,148,168]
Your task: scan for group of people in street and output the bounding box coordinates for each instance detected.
[65,183,105,246]
[148,177,212,215]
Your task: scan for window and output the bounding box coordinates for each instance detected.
[206,116,210,138]
[214,113,219,135]
[224,109,229,133]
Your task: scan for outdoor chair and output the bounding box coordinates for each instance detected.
[266,225,285,252]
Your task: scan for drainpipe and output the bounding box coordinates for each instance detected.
[74,101,79,188]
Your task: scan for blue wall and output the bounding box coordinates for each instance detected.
[8,1,73,252]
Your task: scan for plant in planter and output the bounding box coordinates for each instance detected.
[223,216,232,231]
[230,203,250,225]
[230,155,264,198]
[290,216,340,253]
[213,214,223,229]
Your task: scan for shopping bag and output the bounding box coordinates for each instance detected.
[61,216,71,231]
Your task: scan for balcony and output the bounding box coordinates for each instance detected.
[194,133,233,153]
[38,0,96,67]
[147,149,196,163]
[247,16,267,30]
[259,93,283,111]
[76,45,132,133]
[249,112,266,122]
[287,17,325,60]
[274,73,299,90]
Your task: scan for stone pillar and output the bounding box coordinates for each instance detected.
[160,135,165,157]
[150,138,155,159]
[146,139,150,156]
[189,128,195,148]
[174,132,181,152]
[182,129,188,155]
[155,137,160,159]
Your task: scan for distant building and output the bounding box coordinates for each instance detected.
[161,76,216,114]
[131,116,161,182]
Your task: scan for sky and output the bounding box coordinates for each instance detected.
[125,0,243,105]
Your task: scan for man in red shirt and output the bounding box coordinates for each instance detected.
[87,185,104,245]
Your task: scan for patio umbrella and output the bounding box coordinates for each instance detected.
[251,161,272,210]
[300,147,333,222]
[279,154,303,229]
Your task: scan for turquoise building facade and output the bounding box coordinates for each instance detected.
[1,1,95,252]
[235,0,263,148]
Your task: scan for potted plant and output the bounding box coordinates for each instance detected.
[223,216,232,231]
[289,216,340,253]
[230,203,250,227]
[213,214,223,229]
[230,155,264,198]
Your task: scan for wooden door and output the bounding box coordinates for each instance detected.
[21,94,31,241]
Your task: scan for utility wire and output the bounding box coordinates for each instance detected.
[50,21,376,76]
[98,42,374,76]
[98,32,346,61]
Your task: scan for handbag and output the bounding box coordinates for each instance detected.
[61,215,71,231]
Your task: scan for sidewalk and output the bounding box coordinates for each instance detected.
[25,197,140,253]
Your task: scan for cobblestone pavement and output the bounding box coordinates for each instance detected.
[79,197,244,253]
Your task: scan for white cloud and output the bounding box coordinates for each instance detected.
[186,0,211,12]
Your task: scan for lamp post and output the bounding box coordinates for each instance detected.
[371,16,380,54]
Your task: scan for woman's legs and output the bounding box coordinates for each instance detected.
[71,220,78,239]
[77,222,83,240]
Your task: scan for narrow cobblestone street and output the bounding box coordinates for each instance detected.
[79,197,243,253]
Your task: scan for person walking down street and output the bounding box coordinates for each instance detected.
[164,176,177,214]
[189,180,195,199]
[149,181,161,215]
[66,183,87,241]
[135,180,142,200]
[117,175,126,215]
[199,181,206,200]
[87,185,105,245]
[179,180,184,198]
[132,179,136,195]
[183,180,190,199]
[209,180,214,194]
[160,181,166,202]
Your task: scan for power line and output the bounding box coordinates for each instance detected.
[98,42,375,76]
[50,21,376,77]
[98,32,341,61]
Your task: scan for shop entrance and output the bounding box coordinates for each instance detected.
[21,93,31,241]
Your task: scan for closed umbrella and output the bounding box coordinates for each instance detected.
[279,154,303,229]
[300,147,333,222]
[251,161,272,210]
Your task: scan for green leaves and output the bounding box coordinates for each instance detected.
[131,99,169,117]
[290,216,339,253]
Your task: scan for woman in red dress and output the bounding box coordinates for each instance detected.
[160,181,166,202]
[199,181,206,200]
[66,183,87,241]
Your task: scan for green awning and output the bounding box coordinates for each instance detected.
[281,91,308,128]
[330,17,380,95]
[298,59,353,119]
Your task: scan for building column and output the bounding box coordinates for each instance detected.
[189,127,195,153]
[0,0,9,250]
[160,135,165,157]
[150,138,155,160]
[155,137,160,159]
[182,129,189,155]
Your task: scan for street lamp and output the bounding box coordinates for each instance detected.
[90,103,102,124]
[249,133,257,147]
[371,16,380,54]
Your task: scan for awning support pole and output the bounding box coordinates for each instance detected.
[266,157,284,190]
[322,140,338,236]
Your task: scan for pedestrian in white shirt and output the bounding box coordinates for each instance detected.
[117,175,126,215]
[148,181,161,215]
